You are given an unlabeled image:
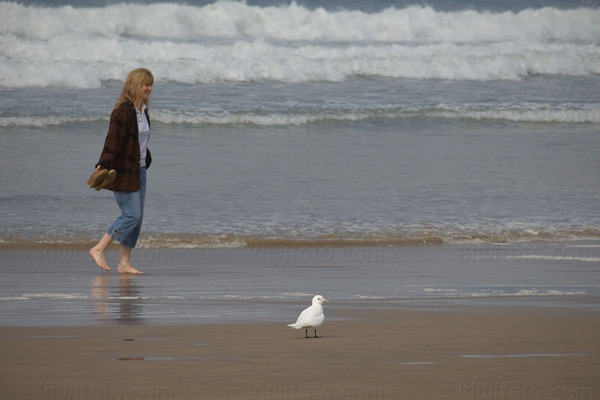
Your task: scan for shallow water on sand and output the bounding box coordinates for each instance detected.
[1,242,598,326]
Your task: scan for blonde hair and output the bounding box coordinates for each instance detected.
[114,68,154,111]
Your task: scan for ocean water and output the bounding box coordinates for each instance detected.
[1,0,600,248]
[1,0,599,326]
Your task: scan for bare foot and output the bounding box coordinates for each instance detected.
[89,248,111,271]
[117,263,143,274]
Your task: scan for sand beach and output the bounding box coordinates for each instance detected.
[2,305,599,400]
[1,246,599,399]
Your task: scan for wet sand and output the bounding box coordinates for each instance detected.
[2,305,599,400]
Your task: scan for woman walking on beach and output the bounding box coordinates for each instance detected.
[89,68,154,274]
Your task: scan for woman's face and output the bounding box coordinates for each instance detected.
[139,83,152,102]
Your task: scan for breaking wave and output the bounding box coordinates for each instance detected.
[1,1,599,88]
[1,226,599,249]
[2,104,598,127]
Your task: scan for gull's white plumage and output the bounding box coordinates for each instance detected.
[287,295,329,338]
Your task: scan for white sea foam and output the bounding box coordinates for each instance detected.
[0,115,105,127]
[512,289,587,296]
[150,105,600,126]
[423,288,458,293]
[396,361,438,365]
[1,2,599,88]
[462,353,588,359]
[5,104,594,128]
[509,255,600,262]
[3,2,598,43]
[418,287,588,298]
[0,293,88,301]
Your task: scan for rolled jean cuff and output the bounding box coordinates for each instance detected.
[107,167,146,248]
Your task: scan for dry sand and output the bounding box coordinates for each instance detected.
[1,305,599,400]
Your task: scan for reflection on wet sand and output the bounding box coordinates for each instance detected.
[91,275,143,323]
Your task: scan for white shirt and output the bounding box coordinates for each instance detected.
[136,103,150,167]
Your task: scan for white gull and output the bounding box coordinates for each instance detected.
[287,295,329,338]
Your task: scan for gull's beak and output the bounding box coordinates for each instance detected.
[323,299,330,303]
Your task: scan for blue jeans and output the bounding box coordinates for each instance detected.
[107,167,146,248]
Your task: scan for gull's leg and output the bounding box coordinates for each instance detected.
[305,329,308,338]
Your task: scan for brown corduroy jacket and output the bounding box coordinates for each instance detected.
[95,101,152,192]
